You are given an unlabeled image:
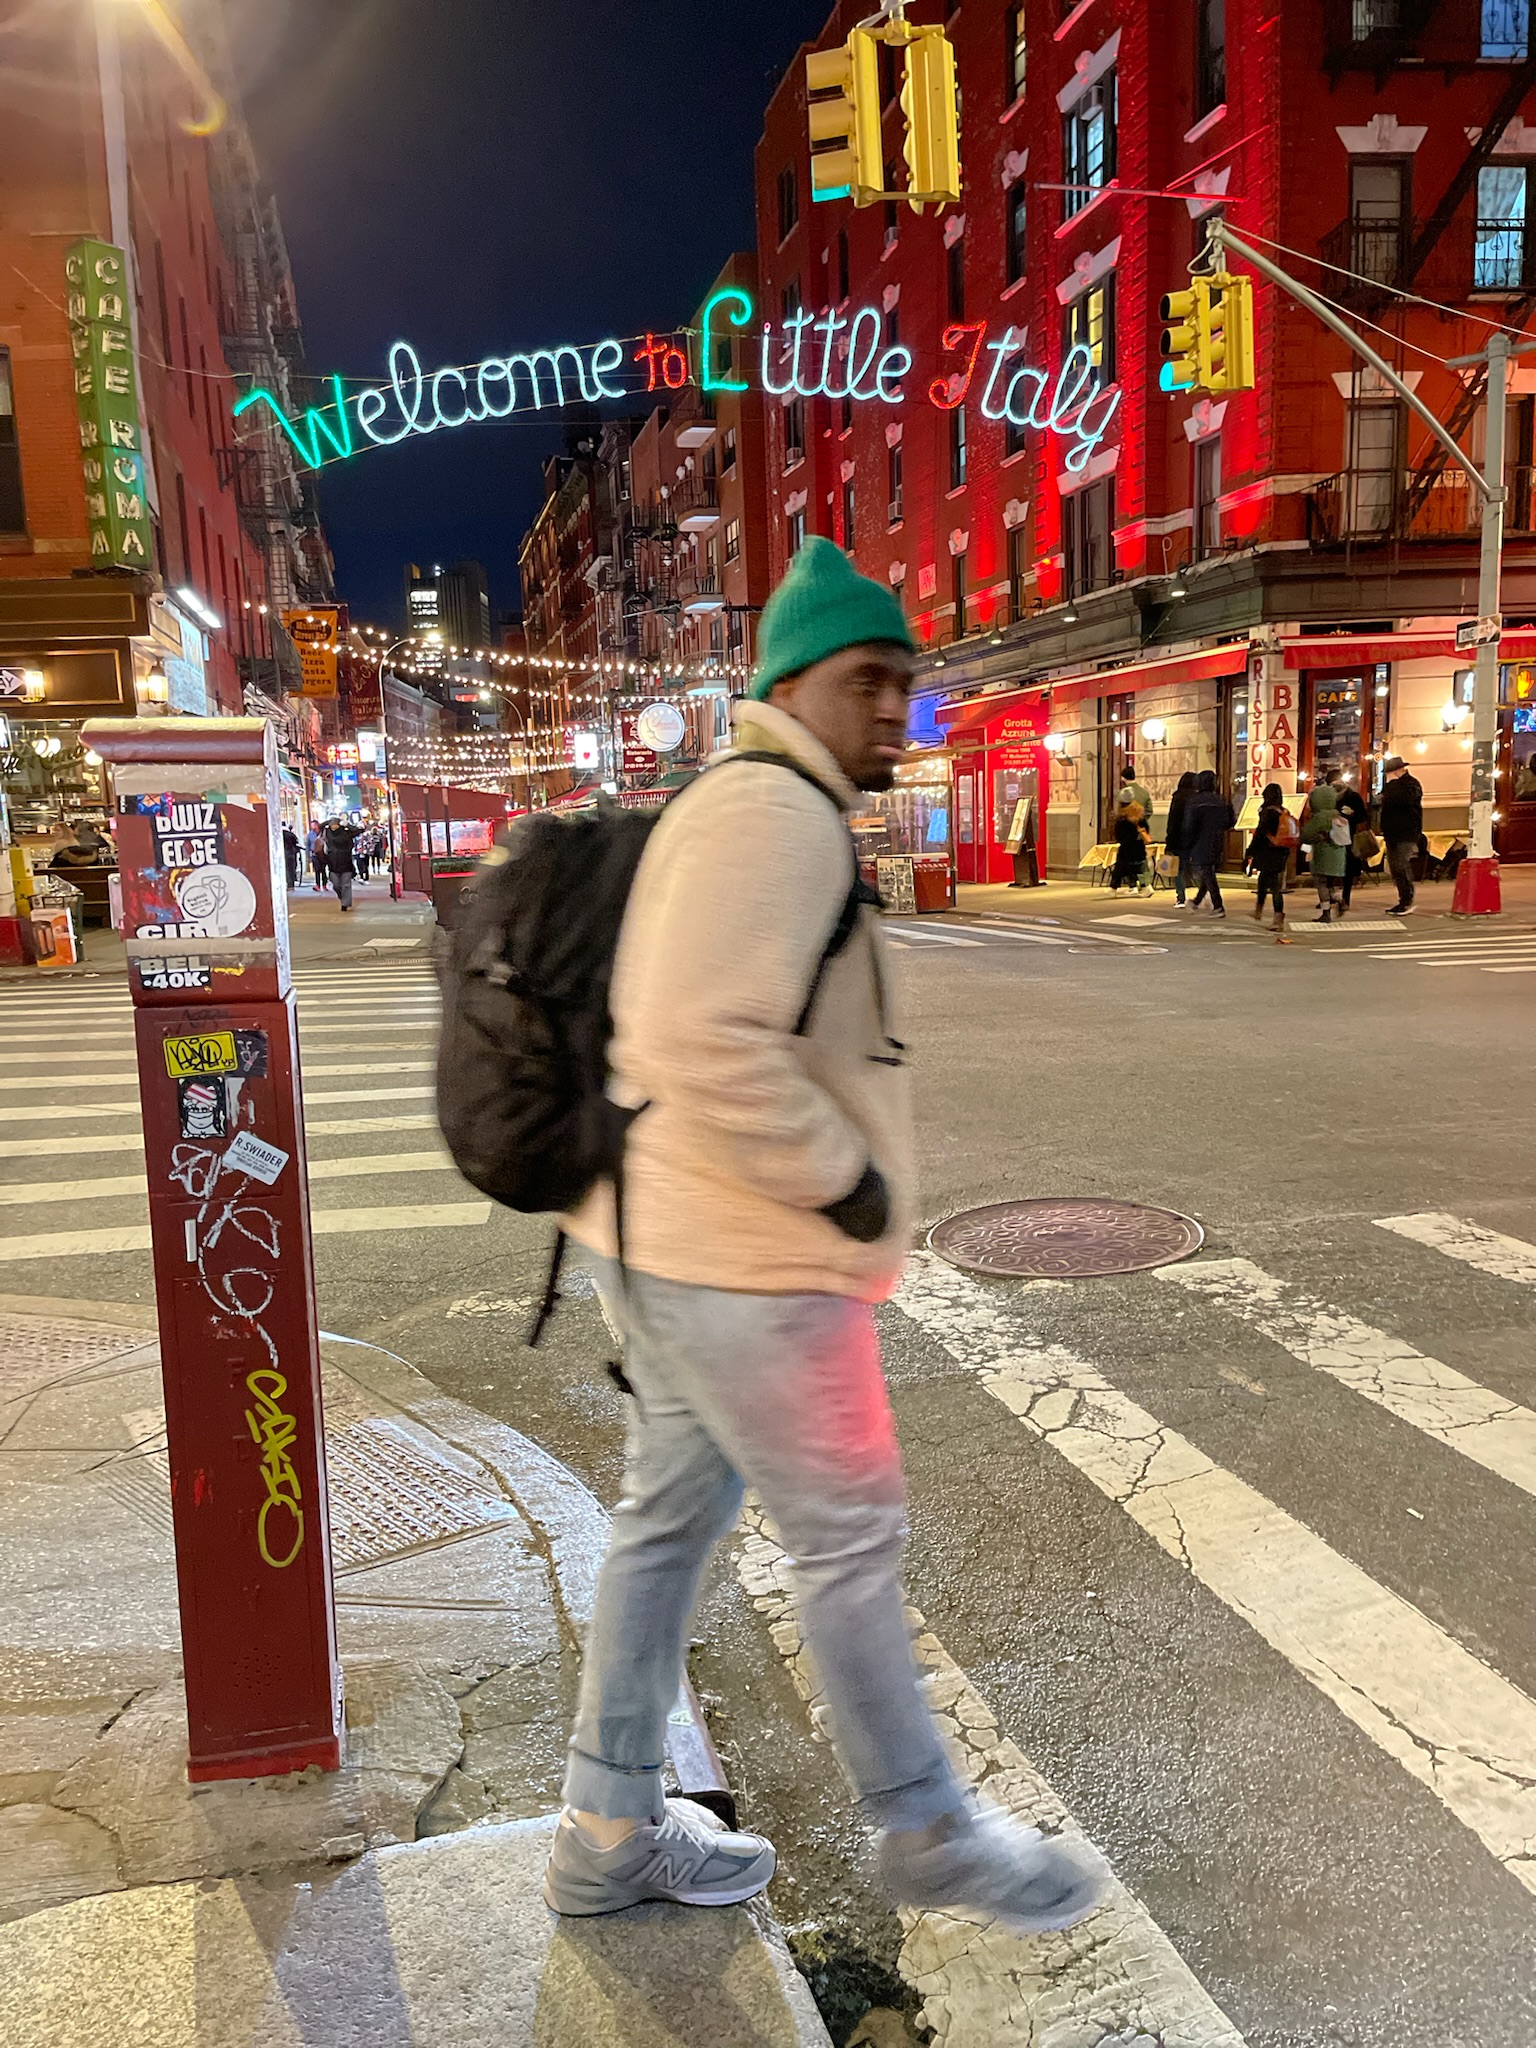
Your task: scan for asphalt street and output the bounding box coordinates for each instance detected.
[2,882,1534,2047]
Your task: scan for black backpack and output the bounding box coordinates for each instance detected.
[435,757,876,1329]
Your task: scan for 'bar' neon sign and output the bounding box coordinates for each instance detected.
[235,297,1122,476]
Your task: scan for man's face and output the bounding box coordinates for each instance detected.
[769,642,915,791]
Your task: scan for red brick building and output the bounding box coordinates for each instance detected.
[0,1,332,839]
[755,1,1536,877]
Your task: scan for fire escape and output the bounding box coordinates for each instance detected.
[1314,3,1536,544]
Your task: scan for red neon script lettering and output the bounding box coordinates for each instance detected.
[927,321,988,411]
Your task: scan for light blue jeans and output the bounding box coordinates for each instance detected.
[563,1258,965,1833]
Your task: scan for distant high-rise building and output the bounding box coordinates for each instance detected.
[404,563,441,635]
[439,560,492,653]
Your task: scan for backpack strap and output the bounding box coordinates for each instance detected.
[715,748,883,1038]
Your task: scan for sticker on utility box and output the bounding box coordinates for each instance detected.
[177,1077,228,1139]
[164,1030,238,1078]
[222,1131,290,1185]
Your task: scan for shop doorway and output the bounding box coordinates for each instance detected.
[1098,692,1135,840]
[1497,702,1536,862]
[1303,668,1375,790]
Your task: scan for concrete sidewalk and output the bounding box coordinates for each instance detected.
[0,1293,827,2048]
[957,860,1536,924]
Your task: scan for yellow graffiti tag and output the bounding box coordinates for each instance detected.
[164,1030,238,1078]
[244,1367,304,1568]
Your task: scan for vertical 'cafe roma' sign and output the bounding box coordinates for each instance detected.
[66,240,154,570]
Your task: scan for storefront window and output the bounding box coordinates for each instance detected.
[1512,705,1536,802]
[957,773,974,844]
[1309,673,1368,783]
[993,765,1037,847]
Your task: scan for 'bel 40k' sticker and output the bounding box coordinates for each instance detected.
[134,956,212,993]
[151,801,224,870]
[164,1030,238,1078]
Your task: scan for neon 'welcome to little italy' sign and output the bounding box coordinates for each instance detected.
[233,286,1122,477]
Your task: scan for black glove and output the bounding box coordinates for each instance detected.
[820,1163,890,1243]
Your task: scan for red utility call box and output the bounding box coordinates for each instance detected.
[83,718,342,1781]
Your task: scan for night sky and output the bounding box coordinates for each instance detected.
[235,0,831,634]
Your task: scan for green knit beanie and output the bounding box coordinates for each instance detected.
[750,536,915,700]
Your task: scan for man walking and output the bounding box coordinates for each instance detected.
[323,816,358,912]
[1185,769,1236,917]
[546,537,1103,1931]
[1380,755,1424,916]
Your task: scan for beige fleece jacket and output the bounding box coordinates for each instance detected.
[565,699,915,1299]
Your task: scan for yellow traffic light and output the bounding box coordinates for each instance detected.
[1159,280,1208,394]
[1205,272,1256,393]
[898,25,961,211]
[806,28,883,206]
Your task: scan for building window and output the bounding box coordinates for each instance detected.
[787,507,806,555]
[722,427,737,474]
[888,443,904,524]
[1006,412,1028,459]
[1346,400,1404,535]
[1008,524,1029,618]
[777,164,799,243]
[1194,436,1222,558]
[0,348,24,533]
[1348,158,1409,284]
[784,398,806,467]
[1197,0,1226,117]
[842,477,856,549]
[1062,76,1116,220]
[1006,181,1028,285]
[178,297,194,415]
[1064,277,1116,382]
[1351,1,1401,36]
[154,240,172,366]
[200,347,215,454]
[780,275,802,321]
[1475,164,1531,289]
[883,300,900,351]
[840,390,853,434]
[947,237,965,321]
[175,470,191,580]
[703,444,717,490]
[1008,6,1027,104]
[724,516,741,563]
[950,404,968,490]
[1483,0,1530,59]
[1064,477,1115,596]
[837,227,850,303]
[951,549,968,634]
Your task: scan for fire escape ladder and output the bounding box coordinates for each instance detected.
[1399,50,1536,292]
[1396,360,1489,532]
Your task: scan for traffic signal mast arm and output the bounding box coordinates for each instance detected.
[1206,220,1494,501]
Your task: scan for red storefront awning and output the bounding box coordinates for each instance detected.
[938,687,1047,746]
[1284,631,1536,668]
[1050,643,1252,704]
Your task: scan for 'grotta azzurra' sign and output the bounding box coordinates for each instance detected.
[233,288,1121,477]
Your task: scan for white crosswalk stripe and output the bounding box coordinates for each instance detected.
[1336,930,1536,972]
[0,967,471,1258]
[0,1204,490,1262]
[893,1249,1536,1901]
[1158,1256,1536,1501]
[1376,1211,1536,1287]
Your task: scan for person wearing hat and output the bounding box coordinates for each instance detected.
[547,537,1104,1933]
[1378,754,1425,915]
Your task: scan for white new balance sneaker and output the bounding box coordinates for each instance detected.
[543,1798,777,1916]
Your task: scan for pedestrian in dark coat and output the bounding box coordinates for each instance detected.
[282,824,300,890]
[1164,770,1198,906]
[308,824,328,892]
[1329,771,1370,909]
[1109,801,1150,893]
[1379,755,1425,915]
[323,819,358,912]
[1185,770,1236,917]
[1246,781,1294,942]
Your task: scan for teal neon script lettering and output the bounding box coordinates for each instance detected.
[700,289,752,393]
[232,374,353,468]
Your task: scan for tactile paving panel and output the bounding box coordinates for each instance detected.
[325,1417,517,1571]
[0,1314,152,1407]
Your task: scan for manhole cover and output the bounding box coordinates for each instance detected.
[928,1199,1204,1279]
